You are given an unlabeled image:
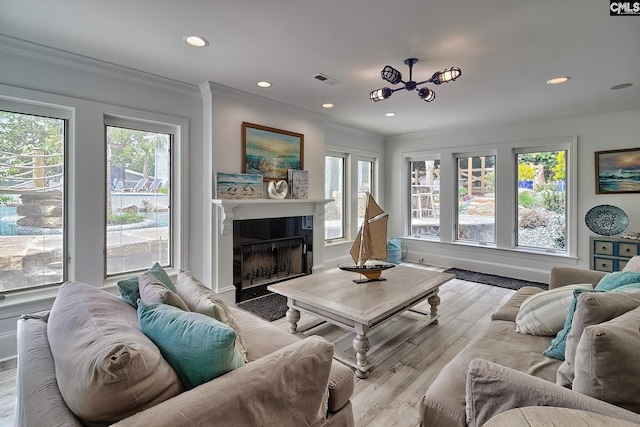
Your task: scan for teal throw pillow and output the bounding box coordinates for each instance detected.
[137,301,245,390]
[117,262,176,308]
[595,271,640,291]
[543,281,640,360]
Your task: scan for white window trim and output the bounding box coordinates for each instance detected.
[405,154,441,239]
[403,136,577,258]
[103,112,188,281]
[325,151,349,243]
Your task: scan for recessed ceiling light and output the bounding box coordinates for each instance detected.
[610,83,633,90]
[385,112,396,117]
[183,35,209,47]
[546,76,570,85]
[257,81,272,88]
[322,103,334,109]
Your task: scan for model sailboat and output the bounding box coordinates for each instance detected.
[339,193,395,283]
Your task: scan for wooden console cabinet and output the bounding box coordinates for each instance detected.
[590,235,640,272]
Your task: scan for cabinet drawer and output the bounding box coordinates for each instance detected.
[594,258,614,272]
[620,260,628,270]
[594,241,614,255]
[619,243,638,257]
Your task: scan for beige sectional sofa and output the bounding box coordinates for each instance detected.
[14,273,355,427]
[420,259,640,427]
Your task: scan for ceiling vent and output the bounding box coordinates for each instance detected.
[311,73,342,86]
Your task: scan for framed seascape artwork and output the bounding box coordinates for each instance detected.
[215,172,263,199]
[242,122,304,180]
[595,148,640,194]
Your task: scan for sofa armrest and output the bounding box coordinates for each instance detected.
[465,358,640,427]
[15,313,84,427]
[548,266,606,289]
[113,336,336,427]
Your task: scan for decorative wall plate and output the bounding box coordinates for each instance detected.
[585,205,629,236]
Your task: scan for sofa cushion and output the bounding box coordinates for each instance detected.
[573,306,640,412]
[595,271,640,291]
[117,262,176,308]
[175,271,248,362]
[491,286,543,321]
[138,301,245,390]
[138,273,190,311]
[557,290,640,387]
[47,281,182,427]
[544,282,640,360]
[420,319,561,427]
[515,284,593,336]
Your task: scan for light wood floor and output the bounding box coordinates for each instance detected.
[0,265,514,427]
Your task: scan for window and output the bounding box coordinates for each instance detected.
[0,108,67,292]
[325,154,345,240]
[409,159,440,238]
[357,159,373,228]
[106,123,171,276]
[516,150,567,250]
[456,154,495,243]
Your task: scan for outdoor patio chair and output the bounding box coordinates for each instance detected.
[123,178,147,192]
[147,178,163,192]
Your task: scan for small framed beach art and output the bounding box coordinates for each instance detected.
[215,172,263,199]
[595,147,640,194]
[242,122,304,181]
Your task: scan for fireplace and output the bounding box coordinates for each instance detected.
[233,216,313,301]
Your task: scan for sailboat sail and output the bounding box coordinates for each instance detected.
[341,193,395,282]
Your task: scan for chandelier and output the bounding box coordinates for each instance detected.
[370,58,461,103]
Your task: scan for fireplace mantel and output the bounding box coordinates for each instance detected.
[212,199,331,235]
[210,198,331,302]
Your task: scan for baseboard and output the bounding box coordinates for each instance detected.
[0,331,17,362]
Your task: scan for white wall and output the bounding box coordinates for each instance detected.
[385,109,640,281]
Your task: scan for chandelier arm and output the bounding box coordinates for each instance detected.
[414,79,433,86]
[390,86,406,93]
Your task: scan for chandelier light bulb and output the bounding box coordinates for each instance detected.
[418,87,436,102]
[431,67,462,85]
[381,66,403,84]
[370,88,392,102]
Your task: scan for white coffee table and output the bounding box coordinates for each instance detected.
[268,265,454,378]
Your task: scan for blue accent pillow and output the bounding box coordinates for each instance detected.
[543,281,640,360]
[595,271,640,291]
[137,301,245,390]
[117,262,176,308]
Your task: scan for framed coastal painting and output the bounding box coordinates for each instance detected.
[242,122,304,180]
[215,172,263,199]
[595,148,640,194]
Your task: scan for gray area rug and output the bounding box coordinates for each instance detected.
[237,293,288,322]
[237,269,547,321]
[444,268,547,290]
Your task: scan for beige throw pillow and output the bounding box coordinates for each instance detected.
[47,281,182,426]
[138,273,190,311]
[573,306,640,412]
[176,271,248,362]
[557,290,640,388]
[623,255,640,273]
[515,284,593,336]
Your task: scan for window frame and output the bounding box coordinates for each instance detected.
[454,149,497,245]
[403,137,577,258]
[405,154,441,239]
[103,114,185,280]
[0,99,71,294]
[324,151,348,242]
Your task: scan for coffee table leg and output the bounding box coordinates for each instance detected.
[286,307,301,334]
[353,330,371,379]
[428,291,440,324]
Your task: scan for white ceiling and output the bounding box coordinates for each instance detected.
[1,0,639,136]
